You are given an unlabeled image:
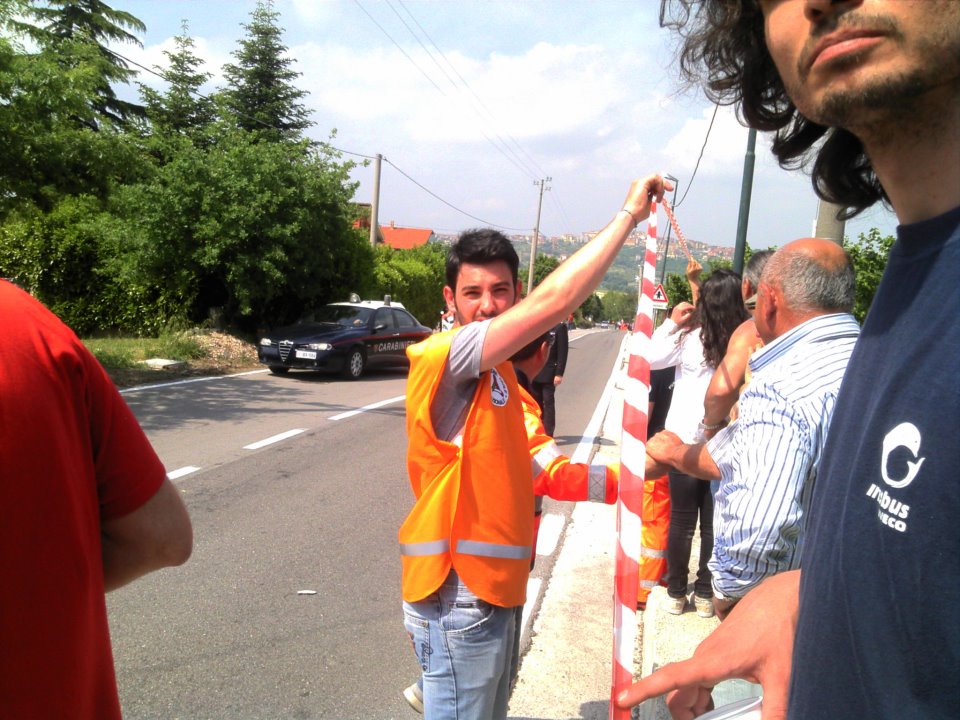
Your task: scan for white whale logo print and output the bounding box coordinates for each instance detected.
[881,422,926,489]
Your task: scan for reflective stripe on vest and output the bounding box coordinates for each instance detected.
[457,539,531,560]
[640,578,660,589]
[588,464,607,502]
[531,442,562,478]
[641,544,665,559]
[400,539,450,557]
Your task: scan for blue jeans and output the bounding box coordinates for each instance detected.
[403,570,516,720]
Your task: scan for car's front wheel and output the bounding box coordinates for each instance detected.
[269,365,289,375]
[343,348,365,380]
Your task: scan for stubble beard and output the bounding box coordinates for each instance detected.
[798,18,960,141]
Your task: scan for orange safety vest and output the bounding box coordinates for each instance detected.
[638,474,670,604]
[519,384,618,567]
[400,330,534,607]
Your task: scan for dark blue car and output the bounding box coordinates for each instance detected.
[257,299,432,379]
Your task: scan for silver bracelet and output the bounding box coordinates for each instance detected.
[619,208,639,228]
[699,418,729,431]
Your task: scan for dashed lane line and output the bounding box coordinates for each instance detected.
[167,465,201,481]
[243,428,307,450]
[328,395,406,421]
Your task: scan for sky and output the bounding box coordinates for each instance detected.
[113,0,897,248]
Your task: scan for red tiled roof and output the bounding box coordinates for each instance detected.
[380,226,433,250]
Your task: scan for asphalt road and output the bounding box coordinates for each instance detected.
[107,328,625,719]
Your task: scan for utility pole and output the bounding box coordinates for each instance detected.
[814,199,847,245]
[526,177,552,294]
[733,128,757,274]
[369,153,382,248]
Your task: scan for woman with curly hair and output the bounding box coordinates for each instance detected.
[648,267,749,618]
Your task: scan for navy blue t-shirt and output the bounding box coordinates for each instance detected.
[789,206,960,717]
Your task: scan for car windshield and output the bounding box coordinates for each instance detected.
[305,305,373,328]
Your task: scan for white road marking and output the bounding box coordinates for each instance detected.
[570,350,622,465]
[243,428,307,450]
[328,395,406,421]
[119,369,268,394]
[167,466,201,481]
[535,513,565,557]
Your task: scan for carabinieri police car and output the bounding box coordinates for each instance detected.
[257,295,432,380]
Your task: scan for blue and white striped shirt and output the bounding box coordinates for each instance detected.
[706,312,860,599]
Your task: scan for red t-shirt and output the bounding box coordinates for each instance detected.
[0,281,166,718]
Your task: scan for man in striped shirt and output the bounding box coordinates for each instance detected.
[645,238,858,619]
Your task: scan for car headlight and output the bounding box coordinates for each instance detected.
[306,342,333,350]
[260,338,273,346]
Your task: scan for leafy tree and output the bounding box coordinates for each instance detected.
[139,21,215,144]
[222,0,311,141]
[599,290,638,323]
[528,253,560,293]
[16,0,146,127]
[0,30,144,215]
[662,272,693,308]
[115,125,369,331]
[576,293,603,326]
[370,242,447,325]
[845,228,894,323]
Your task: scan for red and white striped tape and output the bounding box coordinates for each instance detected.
[662,198,693,261]
[609,202,658,718]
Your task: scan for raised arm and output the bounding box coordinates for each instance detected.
[479,174,670,371]
[701,318,761,435]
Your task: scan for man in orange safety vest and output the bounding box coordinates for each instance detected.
[399,174,670,719]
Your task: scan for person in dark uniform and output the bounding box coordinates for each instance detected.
[530,321,568,437]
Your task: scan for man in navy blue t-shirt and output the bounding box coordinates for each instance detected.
[619,2,959,717]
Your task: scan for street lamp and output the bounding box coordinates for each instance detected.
[658,174,679,285]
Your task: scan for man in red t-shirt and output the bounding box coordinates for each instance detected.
[0,280,193,719]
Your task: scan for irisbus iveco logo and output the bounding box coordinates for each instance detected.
[865,422,926,534]
[881,422,926,488]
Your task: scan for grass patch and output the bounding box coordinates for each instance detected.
[83,331,206,369]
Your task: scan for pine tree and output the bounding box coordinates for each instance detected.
[222,0,311,141]
[17,0,146,127]
[140,20,215,142]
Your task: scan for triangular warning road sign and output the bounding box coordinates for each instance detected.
[652,283,669,308]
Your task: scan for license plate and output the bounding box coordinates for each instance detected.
[295,350,317,359]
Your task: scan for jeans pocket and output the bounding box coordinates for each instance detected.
[440,598,495,635]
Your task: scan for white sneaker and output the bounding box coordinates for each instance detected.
[665,595,686,615]
[403,682,423,714]
[694,596,715,618]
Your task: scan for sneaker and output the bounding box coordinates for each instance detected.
[665,595,686,615]
[403,682,423,714]
[694,596,715,618]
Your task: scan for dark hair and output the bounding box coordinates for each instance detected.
[744,249,774,290]
[446,228,520,291]
[510,330,551,362]
[659,0,887,217]
[697,268,751,368]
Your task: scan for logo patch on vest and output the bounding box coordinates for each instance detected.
[490,369,509,407]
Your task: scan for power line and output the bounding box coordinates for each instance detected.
[383,157,530,232]
[396,0,549,180]
[358,0,544,182]
[674,102,718,208]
